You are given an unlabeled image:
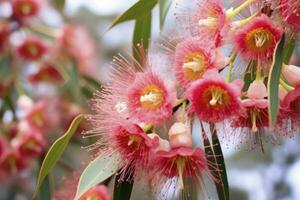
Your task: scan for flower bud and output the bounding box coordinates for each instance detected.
[282,64,300,87]
[246,80,267,99]
[214,49,230,70]
[168,122,192,148]
[148,133,171,152]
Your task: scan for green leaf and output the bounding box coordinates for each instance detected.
[283,37,295,64]
[211,126,229,200]
[132,12,152,65]
[268,34,285,128]
[109,0,157,29]
[75,152,120,199]
[159,0,172,30]
[37,175,52,200]
[113,173,134,200]
[52,0,65,11]
[33,115,84,198]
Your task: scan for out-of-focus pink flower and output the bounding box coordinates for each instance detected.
[187,69,244,122]
[173,37,215,87]
[279,0,300,28]
[152,147,209,191]
[127,70,176,126]
[12,0,42,21]
[25,101,47,130]
[234,15,282,62]
[79,185,111,200]
[28,64,63,84]
[0,149,27,174]
[0,137,5,159]
[282,64,300,87]
[17,37,47,61]
[12,127,45,158]
[246,80,268,99]
[168,122,192,148]
[58,25,98,77]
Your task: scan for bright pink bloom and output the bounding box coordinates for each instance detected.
[127,71,176,125]
[29,64,63,84]
[173,37,215,87]
[182,0,230,46]
[187,69,244,122]
[279,0,300,28]
[231,99,269,133]
[152,147,209,191]
[280,85,300,134]
[79,185,111,200]
[111,122,158,181]
[17,37,47,61]
[0,150,27,174]
[12,128,45,158]
[234,15,282,61]
[12,0,42,20]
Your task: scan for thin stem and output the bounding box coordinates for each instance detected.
[280,78,294,92]
[227,0,256,19]
[226,53,237,82]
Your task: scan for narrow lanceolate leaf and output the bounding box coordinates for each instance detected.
[159,0,173,30]
[113,172,134,200]
[109,0,157,29]
[132,12,152,65]
[75,152,120,199]
[283,37,295,64]
[210,124,229,200]
[33,115,84,198]
[268,34,285,128]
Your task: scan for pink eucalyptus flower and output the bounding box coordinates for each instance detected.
[173,37,215,87]
[282,64,300,87]
[279,0,300,28]
[127,70,176,126]
[180,0,230,47]
[279,85,300,135]
[234,15,282,62]
[17,37,47,61]
[12,127,45,158]
[111,122,158,182]
[187,69,244,123]
[79,185,111,200]
[151,147,210,194]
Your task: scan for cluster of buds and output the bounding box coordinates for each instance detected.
[87,0,300,198]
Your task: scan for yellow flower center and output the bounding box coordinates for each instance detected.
[202,86,230,109]
[245,28,274,53]
[20,3,32,15]
[183,52,208,81]
[140,84,164,110]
